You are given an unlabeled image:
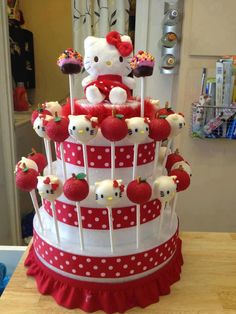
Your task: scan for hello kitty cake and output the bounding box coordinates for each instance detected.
[16,31,191,314]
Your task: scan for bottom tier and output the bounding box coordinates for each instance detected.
[24,237,183,314]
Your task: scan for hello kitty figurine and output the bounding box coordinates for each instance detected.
[166,113,186,138]
[68,115,98,143]
[154,175,177,202]
[95,179,125,207]
[33,114,53,139]
[125,117,150,144]
[37,175,63,202]
[82,31,135,105]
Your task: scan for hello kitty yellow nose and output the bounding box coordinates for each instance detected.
[78,129,84,134]
[107,196,113,201]
[140,130,145,134]
[106,61,112,66]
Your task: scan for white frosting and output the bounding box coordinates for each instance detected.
[68,115,98,143]
[15,157,38,172]
[166,113,186,138]
[37,175,63,201]
[153,175,177,202]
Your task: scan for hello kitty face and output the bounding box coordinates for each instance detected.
[166,113,186,138]
[125,117,150,144]
[84,34,133,77]
[154,175,177,202]
[44,101,62,116]
[33,114,53,138]
[95,179,125,207]
[15,157,38,173]
[37,175,63,201]
[68,115,98,143]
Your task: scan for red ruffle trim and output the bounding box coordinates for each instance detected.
[25,238,183,313]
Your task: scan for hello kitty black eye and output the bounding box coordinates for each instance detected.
[119,56,123,62]
[46,190,49,194]
[146,127,149,131]
[86,127,89,131]
[101,194,104,198]
[115,192,118,196]
[37,126,40,129]
[72,126,76,130]
[167,190,170,194]
[94,56,99,62]
[135,128,138,132]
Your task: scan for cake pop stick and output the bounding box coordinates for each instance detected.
[101,111,128,180]
[125,117,150,180]
[63,173,89,250]
[154,175,177,240]
[45,112,69,181]
[57,48,83,115]
[127,177,152,248]
[140,77,144,117]
[68,115,98,184]
[162,139,173,172]
[37,176,63,243]
[95,179,125,253]
[15,162,43,232]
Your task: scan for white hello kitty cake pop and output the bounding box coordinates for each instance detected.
[15,157,38,173]
[68,115,98,143]
[20,31,192,314]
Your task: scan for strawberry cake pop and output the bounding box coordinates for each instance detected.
[149,117,171,177]
[101,112,128,179]
[165,149,184,173]
[95,179,125,252]
[28,148,47,174]
[31,104,52,125]
[46,113,69,180]
[126,117,150,179]
[63,173,89,250]
[127,177,152,248]
[171,160,192,177]
[154,175,177,240]
[37,175,63,242]
[156,101,174,118]
[15,163,43,231]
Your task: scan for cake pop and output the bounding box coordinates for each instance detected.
[63,173,89,250]
[37,175,63,242]
[44,101,62,116]
[28,148,47,174]
[57,48,83,75]
[95,179,125,252]
[31,104,52,125]
[166,113,186,139]
[101,112,128,179]
[165,149,184,173]
[170,160,192,177]
[127,177,152,248]
[126,117,150,179]
[156,101,174,118]
[154,175,177,240]
[15,157,38,173]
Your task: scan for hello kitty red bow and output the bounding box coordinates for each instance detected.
[106,31,133,57]
[85,115,98,128]
[43,177,59,190]
[113,180,125,192]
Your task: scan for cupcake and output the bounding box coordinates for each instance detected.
[130,50,155,77]
[57,48,83,74]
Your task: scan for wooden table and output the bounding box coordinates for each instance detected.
[1,232,236,313]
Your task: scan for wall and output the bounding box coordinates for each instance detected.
[174,0,236,231]
[20,0,72,104]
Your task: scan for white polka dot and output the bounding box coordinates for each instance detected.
[119,148,124,152]
[142,218,146,223]
[95,217,99,222]
[49,260,53,264]
[143,204,147,209]
[130,269,134,274]
[130,221,135,226]
[108,266,113,270]
[101,259,106,264]
[49,247,53,252]
[67,144,71,148]
[102,210,107,215]
[144,145,148,150]
[102,224,107,229]
[131,207,135,212]
[155,248,159,253]
[152,143,155,147]
[160,252,163,257]
[88,209,92,214]
[90,147,95,152]
[148,209,151,214]
[143,159,147,163]
[151,156,154,160]
[117,209,122,214]
[77,160,81,165]
[105,148,110,153]
[123,264,128,269]
[123,216,128,220]
[74,221,78,226]
[148,151,151,155]
[126,154,131,159]
[86,272,91,276]
[144,253,148,257]
[86,258,91,263]
[79,264,83,268]
[97,155,102,160]
[60,265,64,269]
[164,256,167,260]
[58,209,61,214]
[63,218,67,222]
[88,224,92,228]
[90,162,95,166]
[72,269,76,273]
[165,243,168,248]
[54,256,58,260]
[72,256,77,260]
[72,152,75,157]
[116,272,120,277]
[60,252,64,256]
[152,214,156,218]
[100,273,106,277]
[104,162,110,167]
[68,213,72,218]
[137,261,142,266]
[119,162,124,166]
[116,258,121,263]
[45,250,48,255]
[64,150,66,154]
[168,247,171,251]
[93,265,98,270]
[154,261,158,266]
[138,153,142,157]
[66,260,70,265]
[143,266,147,270]
[149,257,153,262]
[131,256,136,261]
[153,201,157,205]
[82,216,85,220]
[116,224,121,228]
[63,204,67,209]
[42,242,44,246]
[42,254,45,258]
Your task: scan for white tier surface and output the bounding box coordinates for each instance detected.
[34,205,178,256]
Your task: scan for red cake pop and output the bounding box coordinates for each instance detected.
[127,177,152,204]
[31,104,52,125]
[28,148,47,174]
[45,112,69,143]
[156,101,174,118]
[169,166,191,192]
[165,149,184,173]
[101,112,128,142]
[63,173,89,202]
[15,164,38,192]
[149,117,171,141]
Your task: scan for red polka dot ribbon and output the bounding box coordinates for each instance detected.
[56,141,156,168]
[43,198,161,230]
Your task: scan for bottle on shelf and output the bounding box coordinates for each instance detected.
[163,9,179,26]
[160,54,176,70]
[160,32,177,48]
[13,82,29,111]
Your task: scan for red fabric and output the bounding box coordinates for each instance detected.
[25,238,183,313]
[61,99,157,123]
[85,74,131,101]
[43,198,161,229]
[56,141,156,168]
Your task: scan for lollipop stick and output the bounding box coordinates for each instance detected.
[111,142,115,180]
[44,139,52,174]
[152,141,160,179]
[140,77,145,117]
[82,144,89,184]
[162,139,172,173]
[69,74,75,114]
[136,204,141,249]
[170,193,178,229]
[158,201,167,241]
[107,206,114,253]
[132,143,138,180]
[60,143,67,181]
[76,202,84,250]
[51,201,60,243]
[30,190,43,231]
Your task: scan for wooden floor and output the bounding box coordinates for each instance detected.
[0,232,236,313]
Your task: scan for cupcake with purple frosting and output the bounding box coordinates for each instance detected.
[130,50,155,77]
[57,48,83,74]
